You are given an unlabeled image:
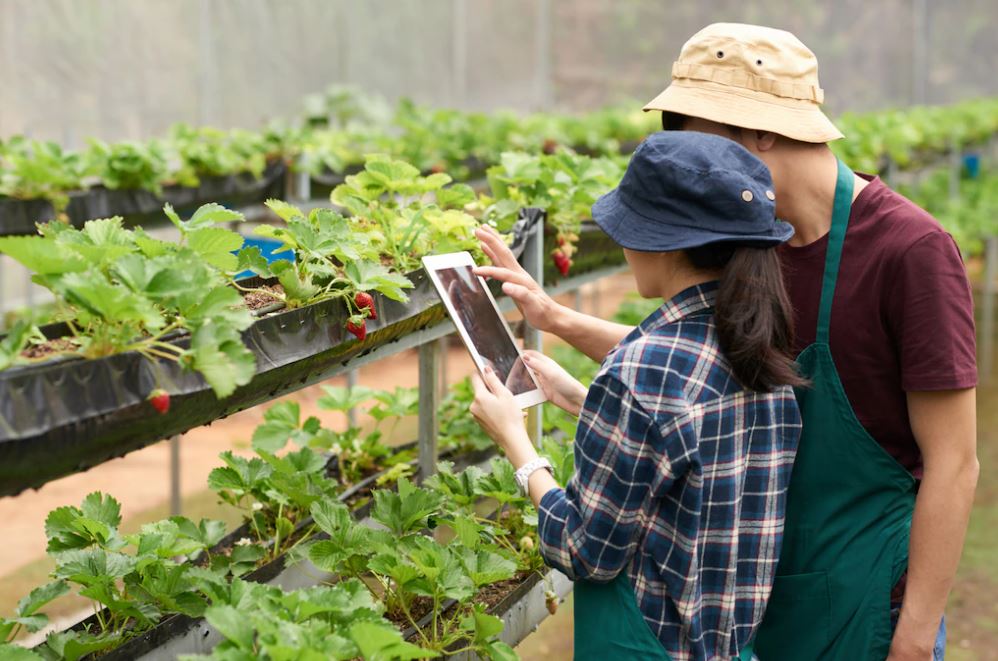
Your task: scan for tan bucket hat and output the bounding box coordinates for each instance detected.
[644,23,844,143]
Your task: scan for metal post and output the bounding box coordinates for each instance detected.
[198,1,215,126]
[24,266,34,307]
[452,0,467,107]
[981,237,998,385]
[437,337,449,402]
[346,370,358,428]
[417,341,440,481]
[295,169,311,203]
[0,257,6,330]
[949,138,961,201]
[882,158,895,189]
[522,219,545,444]
[169,435,182,516]
[534,0,553,110]
[912,0,929,105]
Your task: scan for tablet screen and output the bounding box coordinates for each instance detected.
[435,265,535,395]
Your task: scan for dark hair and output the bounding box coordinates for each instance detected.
[662,111,742,139]
[686,243,806,392]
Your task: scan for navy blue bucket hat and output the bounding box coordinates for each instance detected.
[592,131,794,251]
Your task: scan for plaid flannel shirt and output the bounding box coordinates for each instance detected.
[538,283,801,661]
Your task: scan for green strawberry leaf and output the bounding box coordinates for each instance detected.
[0,236,87,275]
[316,385,376,412]
[15,580,69,618]
[0,643,44,660]
[349,621,439,660]
[188,322,256,398]
[343,260,413,302]
[186,227,244,271]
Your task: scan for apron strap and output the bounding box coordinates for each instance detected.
[815,159,855,343]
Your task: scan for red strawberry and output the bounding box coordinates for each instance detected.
[148,389,170,415]
[355,292,377,320]
[552,250,571,277]
[346,319,367,341]
[542,138,558,155]
[430,162,447,174]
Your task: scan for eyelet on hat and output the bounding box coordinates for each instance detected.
[716,50,724,58]
[741,190,754,202]
[765,189,776,200]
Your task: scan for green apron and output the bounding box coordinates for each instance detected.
[574,573,755,660]
[754,160,917,660]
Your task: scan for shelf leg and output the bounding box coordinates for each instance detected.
[437,337,449,403]
[346,370,358,429]
[169,435,182,516]
[418,341,440,481]
[522,217,545,445]
[982,237,998,385]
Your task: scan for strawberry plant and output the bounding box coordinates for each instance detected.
[0,321,43,370]
[237,198,413,311]
[330,154,483,272]
[0,581,70,647]
[0,203,256,397]
[481,150,625,272]
[207,444,337,562]
[177,576,429,661]
[299,478,518,659]
[84,138,170,195]
[437,377,493,453]
[13,492,231,658]
[0,137,86,211]
[167,124,280,186]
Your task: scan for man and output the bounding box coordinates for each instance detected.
[475,23,977,660]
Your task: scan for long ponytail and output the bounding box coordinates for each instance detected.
[686,243,806,392]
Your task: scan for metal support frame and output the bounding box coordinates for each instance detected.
[0,256,5,331]
[169,435,182,516]
[345,370,359,428]
[522,220,545,445]
[533,0,553,110]
[982,237,998,385]
[417,341,440,481]
[451,0,468,107]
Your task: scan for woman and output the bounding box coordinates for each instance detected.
[469,131,803,661]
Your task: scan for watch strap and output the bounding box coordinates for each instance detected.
[515,457,553,496]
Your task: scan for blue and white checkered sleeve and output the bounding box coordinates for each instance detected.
[537,370,669,582]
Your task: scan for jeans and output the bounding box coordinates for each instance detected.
[890,607,947,660]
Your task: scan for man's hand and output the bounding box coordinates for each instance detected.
[473,225,563,334]
[891,388,977,660]
[522,350,588,416]
[886,640,933,661]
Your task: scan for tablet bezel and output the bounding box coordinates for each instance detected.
[422,251,546,410]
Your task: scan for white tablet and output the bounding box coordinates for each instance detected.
[423,251,546,409]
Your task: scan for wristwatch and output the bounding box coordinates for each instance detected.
[514,457,553,496]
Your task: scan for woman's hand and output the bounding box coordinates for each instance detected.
[473,225,563,334]
[522,350,588,416]
[470,366,538,469]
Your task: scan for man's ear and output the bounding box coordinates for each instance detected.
[753,130,779,152]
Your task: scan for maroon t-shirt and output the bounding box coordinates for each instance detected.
[779,174,977,478]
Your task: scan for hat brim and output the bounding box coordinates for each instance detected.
[592,188,795,253]
[644,80,844,144]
